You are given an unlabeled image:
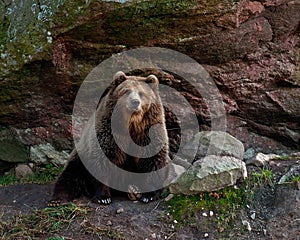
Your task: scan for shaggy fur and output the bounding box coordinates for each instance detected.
[49,71,169,205]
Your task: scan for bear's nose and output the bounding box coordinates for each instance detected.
[131,99,140,108]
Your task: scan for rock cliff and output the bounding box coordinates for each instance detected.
[0,0,299,163]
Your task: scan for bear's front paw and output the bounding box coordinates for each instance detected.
[127,184,142,201]
[93,185,112,205]
[94,196,112,205]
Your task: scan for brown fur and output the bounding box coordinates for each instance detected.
[49,71,169,205]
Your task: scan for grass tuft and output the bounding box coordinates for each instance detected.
[0,203,125,240]
[252,167,274,188]
[274,155,300,161]
[287,175,300,184]
[0,163,63,186]
[0,203,89,239]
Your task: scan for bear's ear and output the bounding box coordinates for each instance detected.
[145,75,159,90]
[110,71,127,91]
[113,71,127,83]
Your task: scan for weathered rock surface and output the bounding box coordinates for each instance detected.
[181,131,245,162]
[0,128,28,163]
[30,143,70,165]
[246,152,280,166]
[169,155,247,195]
[0,127,70,166]
[278,164,300,184]
[0,0,299,163]
[15,164,34,179]
[168,163,187,184]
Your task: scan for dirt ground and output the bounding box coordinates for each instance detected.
[0,159,299,240]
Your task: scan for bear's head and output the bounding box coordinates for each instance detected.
[110,71,161,122]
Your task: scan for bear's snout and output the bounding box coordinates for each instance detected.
[128,98,141,111]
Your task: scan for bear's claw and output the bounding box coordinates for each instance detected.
[140,195,154,203]
[95,197,112,205]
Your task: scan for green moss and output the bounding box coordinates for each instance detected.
[0,163,63,186]
[0,16,10,46]
[99,0,238,47]
[0,0,65,75]
[105,0,198,44]
[166,185,247,228]
[1,0,238,74]
[51,0,108,35]
[0,87,22,102]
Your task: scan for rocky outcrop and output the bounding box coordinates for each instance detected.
[278,164,300,184]
[169,155,247,195]
[169,131,247,194]
[30,143,69,165]
[0,0,299,166]
[0,127,28,163]
[15,164,34,179]
[0,127,70,166]
[181,131,245,162]
[246,152,279,166]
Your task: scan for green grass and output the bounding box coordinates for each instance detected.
[0,164,126,240]
[165,166,285,232]
[252,167,274,188]
[0,170,17,186]
[0,203,86,239]
[166,185,248,230]
[288,175,300,184]
[0,203,125,240]
[0,163,63,186]
[274,155,300,161]
[165,167,278,231]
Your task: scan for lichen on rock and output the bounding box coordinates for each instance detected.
[0,0,66,76]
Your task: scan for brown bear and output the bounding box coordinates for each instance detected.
[49,71,170,205]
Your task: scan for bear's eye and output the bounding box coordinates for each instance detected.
[139,92,144,98]
[125,90,132,96]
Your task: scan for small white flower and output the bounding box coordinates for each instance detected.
[47,36,52,44]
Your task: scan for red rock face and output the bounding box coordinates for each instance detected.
[0,0,299,153]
